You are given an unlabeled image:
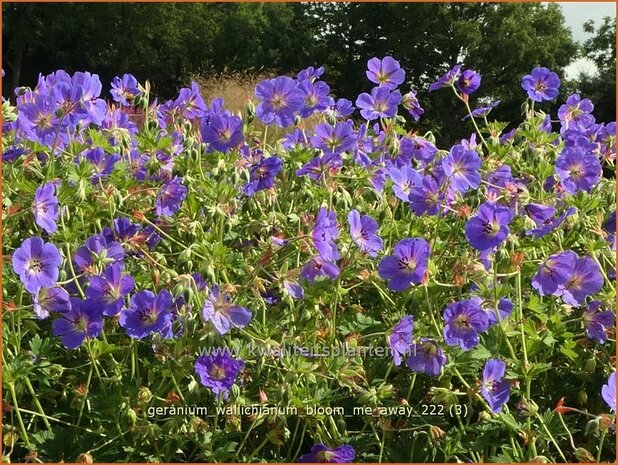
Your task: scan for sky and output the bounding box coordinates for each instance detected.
[557,2,616,79]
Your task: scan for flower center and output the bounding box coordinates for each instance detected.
[398,257,417,272]
[138,307,158,325]
[210,363,227,380]
[316,450,335,462]
[213,298,231,317]
[482,220,500,236]
[375,102,388,113]
[27,258,44,274]
[271,94,286,110]
[36,112,53,130]
[306,95,317,107]
[566,274,583,291]
[104,284,121,302]
[327,138,340,151]
[484,378,500,393]
[569,165,583,179]
[74,316,89,332]
[423,343,437,357]
[454,314,471,329]
[377,72,390,83]
[218,129,232,142]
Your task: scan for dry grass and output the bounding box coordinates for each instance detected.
[192,70,322,139]
[194,70,276,115]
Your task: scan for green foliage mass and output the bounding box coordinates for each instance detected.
[3,2,609,145]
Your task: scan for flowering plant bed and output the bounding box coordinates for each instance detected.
[1,60,616,463]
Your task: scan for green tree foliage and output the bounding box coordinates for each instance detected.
[576,16,616,124]
[2,2,603,143]
[303,2,578,143]
[2,3,312,97]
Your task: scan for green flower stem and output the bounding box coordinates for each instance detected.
[237,413,263,456]
[291,420,308,461]
[99,178,116,226]
[331,282,340,342]
[451,367,492,414]
[534,412,567,462]
[119,210,211,262]
[246,433,271,462]
[196,144,206,181]
[593,253,615,293]
[57,273,86,285]
[213,393,223,433]
[597,429,607,462]
[16,406,104,436]
[371,280,398,308]
[87,429,131,453]
[24,377,51,430]
[378,425,387,463]
[285,418,301,461]
[362,331,386,339]
[516,250,538,458]
[557,411,576,451]
[451,84,489,150]
[381,363,394,383]
[61,211,86,298]
[87,340,107,395]
[406,373,417,401]
[262,125,268,151]
[76,363,94,427]
[9,382,32,450]
[493,263,518,361]
[463,98,489,149]
[423,285,443,340]
[130,339,139,382]
[167,360,186,403]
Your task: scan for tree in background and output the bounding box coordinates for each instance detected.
[576,16,616,124]
[3,2,604,143]
[2,3,312,97]
[303,2,578,143]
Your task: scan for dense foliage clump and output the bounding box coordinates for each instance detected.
[1,58,616,463]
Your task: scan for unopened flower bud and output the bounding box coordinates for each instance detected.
[123,407,138,425]
[530,456,550,463]
[575,448,595,463]
[387,134,400,157]
[378,384,394,399]
[179,247,192,263]
[598,413,614,432]
[137,387,153,405]
[429,425,446,443]
[517,398,539,419]
[584,358,597,374]
[395,114,407,125]
[245,100,255,123]
[510,251,525,269]
[325,112,338,126]
[77,453,93,463]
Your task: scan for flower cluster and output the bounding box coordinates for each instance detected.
[3,57,615,463]
[532,251,604,306]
